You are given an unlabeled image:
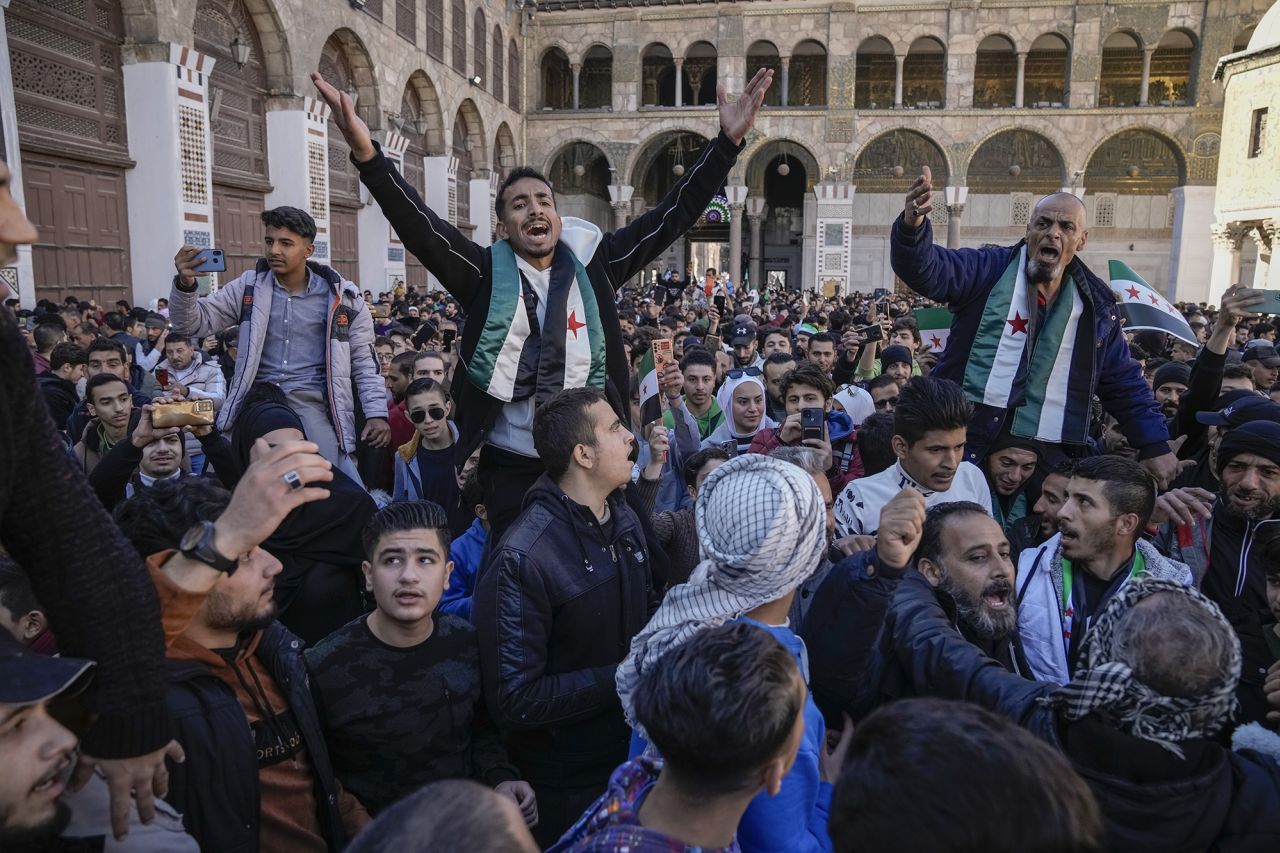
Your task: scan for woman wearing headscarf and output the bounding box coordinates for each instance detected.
[230,383,377,645]
[616,453,836,853]
[700,369,777,456]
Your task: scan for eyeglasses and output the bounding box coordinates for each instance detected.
[726,367,763,380]
[874,397,899,410]
[408,406,447,424]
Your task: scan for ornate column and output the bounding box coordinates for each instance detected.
[779,56,791,107]
[1138,46,1155,106]
[813,182,855,296]
[944,186,968,249]
[123,44,217,305]
[725,185,747,288]
[674,58,684,108]
[894,54,906,109]
[571,62,581,110]
[608,183,634,230]
[746,197,767,292]
[1252,220,1277,290]
[1015,52,1027,108]
[1209,223,1246,306]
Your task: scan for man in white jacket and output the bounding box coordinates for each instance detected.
[1016,455,1193,685]
[154,335,225,473]
[833,376,991,537]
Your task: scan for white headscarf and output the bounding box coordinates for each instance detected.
[616,454,827,732]
[715,372,767,436]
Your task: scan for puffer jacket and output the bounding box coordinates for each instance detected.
[886,584,1280,853]
[473,475,660,788]
[1016,534,1193,684]
[167,260,384,454]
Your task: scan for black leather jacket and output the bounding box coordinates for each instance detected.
[473,475,660,788]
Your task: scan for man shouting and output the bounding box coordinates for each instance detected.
[314,69,773,537]
[891,167,1178,488]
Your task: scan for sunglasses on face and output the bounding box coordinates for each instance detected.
[726,367,763,379]
[874,397,900,410]
[409,406,447,424]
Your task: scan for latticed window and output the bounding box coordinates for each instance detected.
[426,0,443,60]
[474,9,486,86]
[396,0,415,44]
[451,0,466,75]
[492,26,504,103]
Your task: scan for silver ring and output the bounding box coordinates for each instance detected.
[282,469,303,492]
[912,203,919,215]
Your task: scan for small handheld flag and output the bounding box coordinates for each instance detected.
[914,307,952,353]
[1108,261,1197,346]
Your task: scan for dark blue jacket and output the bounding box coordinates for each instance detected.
[886,573,1280,852]
[441,517,487,621]
[889,216,1169,462]
[164,622,345,852]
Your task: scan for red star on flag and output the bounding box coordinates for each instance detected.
[1149,294,1161,305]
[1125,285,1140,300]
[930,334,943,350]
[1007,312,1029,335]
[567,310,586,339]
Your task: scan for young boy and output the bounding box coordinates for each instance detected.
[748,362,861,492]
[440,469,488,621]
[392,378,468,534]
[305,501,537,821]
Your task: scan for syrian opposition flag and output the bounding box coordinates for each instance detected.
[1108,261,1197,346]
[914,307,953,353]
[637,348,663,427]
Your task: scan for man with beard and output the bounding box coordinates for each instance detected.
[112,442,370,851]
[805,492,1027,722]
[1151,361,1190,421]
[892,171,1177,488]
[1016,455,1192,685]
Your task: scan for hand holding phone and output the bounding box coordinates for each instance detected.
[192,249,226,274]
[801,407,824,442]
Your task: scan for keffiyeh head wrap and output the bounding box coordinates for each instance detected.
[616,454,827,731]
[1038,578,1240,757]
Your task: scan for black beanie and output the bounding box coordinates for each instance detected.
[1152,361,1191,390]
[1216,421,1280,475]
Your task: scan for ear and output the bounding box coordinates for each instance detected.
[475,503,488,522]
[361,560,374,593]
[495,221,509,240]
[891,434,909,460]
[761,754,788,798]
[304,242,315,259]
[1115,512,1141,539]
[443,560,455,583]
[824,398,833,413]
[572,442,594,470]
[21,610,47,643]
[1077,228,1089,252]
[917,557,944,588]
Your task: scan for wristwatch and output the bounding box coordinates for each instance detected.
[179,521,239,574]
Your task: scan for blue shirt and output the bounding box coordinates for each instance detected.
[256,271,330,394]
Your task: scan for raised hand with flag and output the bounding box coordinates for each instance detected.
[1109,261,1198,345]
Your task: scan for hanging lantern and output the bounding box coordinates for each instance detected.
[1127,164,1141,178]
[892,165,904,178]
[673,163,686,177]
[573,163,586,177]
[1008,164,1021,176]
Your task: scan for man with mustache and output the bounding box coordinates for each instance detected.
[313,68,773,540]
[805,492,1028,722]
[1016,455,1193,685]
[893,170,1178,489]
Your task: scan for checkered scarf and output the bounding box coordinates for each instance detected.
[616,454,827,733]
[1038,578,1240,758]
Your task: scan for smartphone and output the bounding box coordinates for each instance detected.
[801,407,824,442]
[152,399,215,428]
[720,439,738,457]
[858,324,885,343]
[1240,288,1280,314]
[192,249,226,274]
[705,333,722,353]
[714,294,726,312]
[371,304,391,319]
[442,329,457,353]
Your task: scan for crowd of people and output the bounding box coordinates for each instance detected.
[2,67,1280,853]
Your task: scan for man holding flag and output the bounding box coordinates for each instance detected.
[313,66,773,537]
[891,168,1180,488]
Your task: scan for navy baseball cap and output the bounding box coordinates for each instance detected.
[0,632,94,706]
[1195,394,1280,428]
[731,323,757,346]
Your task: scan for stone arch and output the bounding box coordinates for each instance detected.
[854,36,896,109]
[319,28,379,122]
[684,40,718,106]
[974,34,1018,107]
[626,125,713,183]
[472,7,487,85]
[641,41,675,107]
[790,39,827,106]
[1083,127,1187,195]
[1099,30,1144,106]
[851,128,951,192]
[493,122,518,177]
[743,138,821,194]
[966,128,1066,194]
[452,97,488,168]
[1149,28,1197,106]
[547,141,612,203]
[903,36,946,109]
[581,44,613,110]
[491,24,504,104]
[540,45,572,109]
[401,70,446,155]
[747,40,782,107]
[187,0,292,92]
[630,130,714,202]
[1026,32,1071,107]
